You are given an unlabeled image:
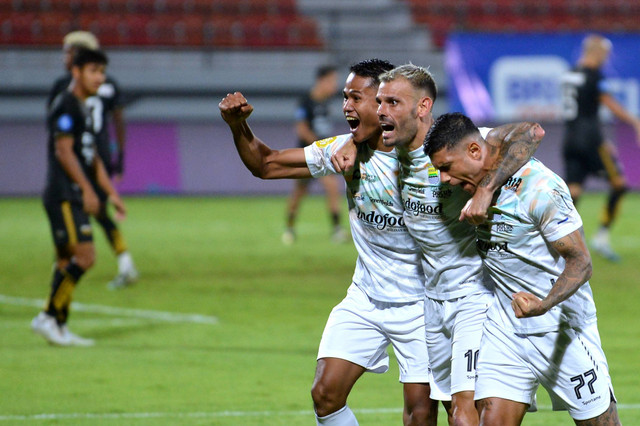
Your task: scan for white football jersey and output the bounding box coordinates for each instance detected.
[478,158,597,334]
[305,134,425,302]
[399,128,494,300]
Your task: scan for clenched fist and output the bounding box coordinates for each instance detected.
[219,92,254,125]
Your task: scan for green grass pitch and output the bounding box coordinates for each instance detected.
[0,193,638,425]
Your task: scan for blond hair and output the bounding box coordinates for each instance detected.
[379,63,438,101]
[63,31,99,50]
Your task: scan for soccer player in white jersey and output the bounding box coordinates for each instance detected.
[334,65,542,426]
[424,112,620,426]
[219,59,441,426]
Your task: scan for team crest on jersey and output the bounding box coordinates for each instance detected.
[57,114,73,132]
[427,164,439,183]
[315,136,337,148]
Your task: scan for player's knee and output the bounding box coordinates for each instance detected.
[478,406,514,426]
[74,255,95,271]
[73,248,96,270]
[452,408,477,426]
[311,380,345,417]
[451,396,479,426]
[404,403,436,426]
[452,409,477,426]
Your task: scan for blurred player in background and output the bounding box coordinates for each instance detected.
[48,31,138,288]
[33,48,127,346]
[561,33,640,262]
[220,59,442,426]
[426,112,620,426]
[282,64,348,245]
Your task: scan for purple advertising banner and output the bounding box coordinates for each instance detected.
[0,121,329,196]
[616,125,640,187]
[115,123,181,194]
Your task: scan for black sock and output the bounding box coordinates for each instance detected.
[96,211,127,254]
[602,187,627,228]
[331,212,340,227]
[45,262,85,325]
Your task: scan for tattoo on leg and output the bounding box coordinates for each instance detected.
[575,401,620,426]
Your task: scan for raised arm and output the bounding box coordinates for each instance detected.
[511,227,592,318]
[219,92,311,179]
[461,122,545,224]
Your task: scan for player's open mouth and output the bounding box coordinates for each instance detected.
[346,116,360,130]
[380,123,395,136]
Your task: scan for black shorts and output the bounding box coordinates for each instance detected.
[563,121,624,185]
[43,199,93,251]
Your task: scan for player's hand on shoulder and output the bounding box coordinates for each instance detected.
[331,137,357,173]
[511,291,547,318]
[219,92,253,124]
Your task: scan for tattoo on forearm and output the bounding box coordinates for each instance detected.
[546,231,592,309]
[484,123,542,190]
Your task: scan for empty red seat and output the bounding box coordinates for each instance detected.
[1,0,324,47]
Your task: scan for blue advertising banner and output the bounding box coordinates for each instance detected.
[446,33,639,123]
[445,32,640,189]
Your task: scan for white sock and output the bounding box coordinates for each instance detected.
[594,227,610,243]
[117,251,134,274]
[316,405,359,426]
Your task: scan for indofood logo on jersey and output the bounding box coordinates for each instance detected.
[356,209,405,230]
[404,199,443,216]
[490,56,570,121]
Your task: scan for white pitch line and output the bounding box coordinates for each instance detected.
[0,318,149,328]
[1,405,639,422]
[0,294,218,325]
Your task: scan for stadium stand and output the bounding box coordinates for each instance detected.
[5,0,640,50]
[0,0,322,48]
[11,0,640,122]
[403,0,640,47]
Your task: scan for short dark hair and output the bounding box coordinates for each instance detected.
[72,47,108,68]
[349,58,395,86]
[424,112,479,157]
[316,64,337,79]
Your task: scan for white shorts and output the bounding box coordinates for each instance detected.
[425,291,493,399]
[317,283,433,385]
[475,318,616,421]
